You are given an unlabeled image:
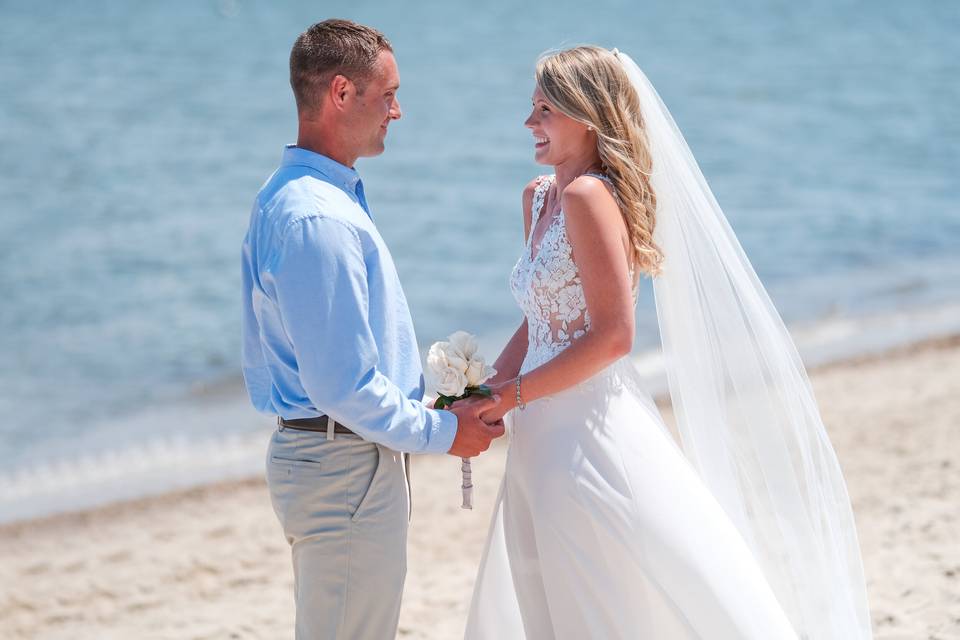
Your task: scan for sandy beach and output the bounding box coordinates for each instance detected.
[2,337,958,640]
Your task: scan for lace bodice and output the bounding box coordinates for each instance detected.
[510,174,632,375]
[510,175,587,373]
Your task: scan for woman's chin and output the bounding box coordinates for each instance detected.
[533,150,552,165]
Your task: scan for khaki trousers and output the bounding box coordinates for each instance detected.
[266,427,411,639]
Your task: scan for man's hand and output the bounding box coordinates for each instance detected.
[447,394,506,458]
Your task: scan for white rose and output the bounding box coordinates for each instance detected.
[427,341,468,397]
[435,365,468,397]
[431,339,467,375]
[426,341,449,373]
[427,332,497,397]
[447,331,478,361]
[465,356,497,387]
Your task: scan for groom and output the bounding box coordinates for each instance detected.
[240,19,504,640]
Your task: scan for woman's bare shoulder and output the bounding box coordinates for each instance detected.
[561,175,621,227]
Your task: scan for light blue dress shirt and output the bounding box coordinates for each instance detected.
[241,145,458,454]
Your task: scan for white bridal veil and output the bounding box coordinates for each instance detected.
[618,50,873,638]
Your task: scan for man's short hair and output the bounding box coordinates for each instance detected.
[290,19,392,115]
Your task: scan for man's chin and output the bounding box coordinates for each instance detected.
[359,141,387,158]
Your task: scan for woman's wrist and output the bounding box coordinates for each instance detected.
[486,375,508,388]
[490,377,520,411]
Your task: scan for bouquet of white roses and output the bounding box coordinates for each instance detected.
[426,331,497,509]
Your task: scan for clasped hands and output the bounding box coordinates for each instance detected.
[444,378,519,458]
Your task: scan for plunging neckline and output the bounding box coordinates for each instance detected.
[526,176,562,264]
[526,208,563,264]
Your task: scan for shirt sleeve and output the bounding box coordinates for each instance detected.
[271,215,458,454]
[240,225,272,413]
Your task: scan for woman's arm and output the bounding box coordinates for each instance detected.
[484,176,635,421]
[487,318,529,386]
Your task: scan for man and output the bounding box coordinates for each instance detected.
[240,19,504,639]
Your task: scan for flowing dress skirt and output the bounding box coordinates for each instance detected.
[464,358,798,640]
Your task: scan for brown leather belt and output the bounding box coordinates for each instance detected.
[278,415,356,436]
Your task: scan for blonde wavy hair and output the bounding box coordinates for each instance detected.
[536,45,663,276]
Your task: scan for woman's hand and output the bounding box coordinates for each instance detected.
[480,378,518,424]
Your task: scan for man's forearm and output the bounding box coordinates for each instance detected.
[309,370,458,454]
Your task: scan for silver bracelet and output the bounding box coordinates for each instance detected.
[515,374,526,410]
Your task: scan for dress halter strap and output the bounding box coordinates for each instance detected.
[531,174,556,227]
[583,172,621,206]
[532,173,615,228]
[583,171,613,184]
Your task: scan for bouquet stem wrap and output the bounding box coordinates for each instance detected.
[461,457,473,509]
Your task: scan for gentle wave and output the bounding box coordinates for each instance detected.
[0,429,272,524]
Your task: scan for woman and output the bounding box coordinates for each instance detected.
[465,46,873,639]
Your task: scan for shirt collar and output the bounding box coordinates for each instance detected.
[281,144,363,196]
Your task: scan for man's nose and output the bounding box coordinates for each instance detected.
[390,97,402,120]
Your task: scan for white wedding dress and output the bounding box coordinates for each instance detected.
[463,175,799,639]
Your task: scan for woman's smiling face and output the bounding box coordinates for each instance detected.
[524,85,593,166]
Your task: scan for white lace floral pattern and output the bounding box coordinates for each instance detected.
[510,175,593,373]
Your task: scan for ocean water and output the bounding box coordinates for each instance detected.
[1,1,958,520]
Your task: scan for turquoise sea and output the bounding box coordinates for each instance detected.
[1,1,958,520]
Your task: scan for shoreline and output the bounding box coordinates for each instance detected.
[5,302,960,528]
[2,331,958,638]
[2,329,956,534]
[5,298,960,528]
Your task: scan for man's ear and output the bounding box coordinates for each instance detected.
[329,74,353,110]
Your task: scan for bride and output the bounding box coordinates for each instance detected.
[465,46,873,639]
